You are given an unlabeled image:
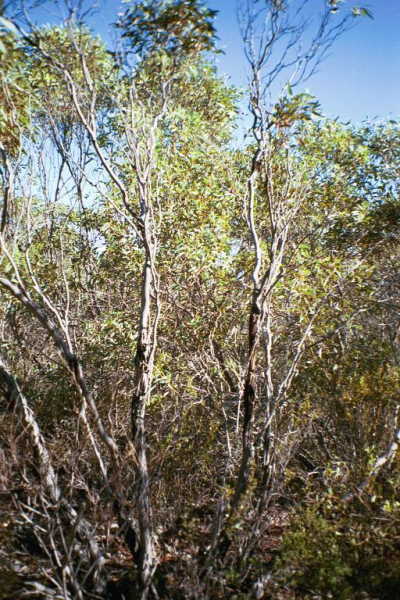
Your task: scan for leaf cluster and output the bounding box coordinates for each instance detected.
[117,0,218,59]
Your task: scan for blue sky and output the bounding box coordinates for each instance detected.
[27,0,400,123]
[212,0,400,122]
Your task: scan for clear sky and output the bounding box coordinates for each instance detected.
[212,0,400,122]
[24,0,400,123]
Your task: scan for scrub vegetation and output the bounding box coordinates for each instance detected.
[0,1,399,598]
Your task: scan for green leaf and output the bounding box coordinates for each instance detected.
[0,16,18,34]
[360,7,374,19]
[352,7,373,19]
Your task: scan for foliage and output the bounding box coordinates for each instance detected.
[0,20,31,154]
[276,485,400,599]
[118,0,218,59]
[0,2,398,599]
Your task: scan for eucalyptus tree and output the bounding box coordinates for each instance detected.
[205,0,376,573]
[0,1,232,597]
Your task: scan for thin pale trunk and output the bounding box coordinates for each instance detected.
[205,298,264,574]
[0,276,118,472]
[0,151,15,236]
[260,419,276,505]
[231,299,262,512]
[0,352,104,591]
[343,410,400,502]
[132,233,157,598]
[0,352,60,503]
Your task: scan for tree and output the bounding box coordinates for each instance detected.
[205,1,375,570]
[1,1,398,599]
[0,2,231,596]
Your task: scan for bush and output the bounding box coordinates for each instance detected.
[275,488,400,599]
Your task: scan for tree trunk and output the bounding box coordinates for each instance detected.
[232,300,262,512]
[132,225,158,598]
